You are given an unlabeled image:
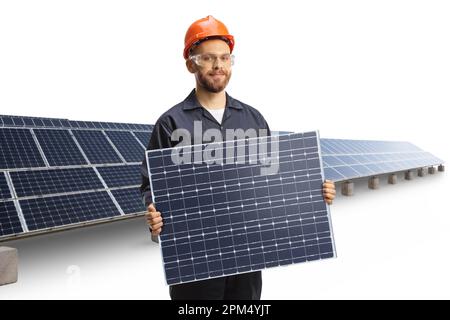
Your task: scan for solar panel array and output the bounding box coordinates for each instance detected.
[147,132,336,285]
[0,115,152,241]
[1,115,444,243]
[321,139,444,182]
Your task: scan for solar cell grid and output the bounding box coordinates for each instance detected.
[0,128,46,169]
[105,131,145,163]
[33,129,88,166]
[72,130,122,164]
[147,132,335,285]
[97,165,141,188]
[10,168,104,198]
[0,201,23,237]
[0,173,12,199]
[133,131,151,147]
[111,188,146,215]
[20,191,121,231]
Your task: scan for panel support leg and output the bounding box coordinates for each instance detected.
[341,181,354,196]
[368,176,379,189]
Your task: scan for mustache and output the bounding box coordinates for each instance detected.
[209,71,227,75]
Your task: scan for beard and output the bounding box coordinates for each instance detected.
[196,69,232,93]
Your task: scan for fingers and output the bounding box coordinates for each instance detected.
[145,204,161,219]
[145,203,163,235]
[322,188,336,195]
[145,211,161,220]
[148,215,162,224]
[151,221,163,236]
[322,186,336,197]
[323,181,335,188]
[146,214,162,228]
[323,180,336,205]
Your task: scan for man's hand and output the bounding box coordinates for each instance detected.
[145,203,163,236]
[322,180,336,205]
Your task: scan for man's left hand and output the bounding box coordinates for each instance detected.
[322,180,336,205]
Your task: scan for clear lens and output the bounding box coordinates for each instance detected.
[190,54,234,67]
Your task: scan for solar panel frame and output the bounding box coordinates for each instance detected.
[147,131,336,285]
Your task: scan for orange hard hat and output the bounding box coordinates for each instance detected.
[183,15,234,59]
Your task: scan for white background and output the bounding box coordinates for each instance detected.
[0,0,449,299]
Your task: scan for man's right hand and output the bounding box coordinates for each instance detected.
[145,203,163,236]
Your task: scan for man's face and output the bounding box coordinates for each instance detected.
[188,39,232,93]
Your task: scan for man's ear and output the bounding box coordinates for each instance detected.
[186,59,197,74]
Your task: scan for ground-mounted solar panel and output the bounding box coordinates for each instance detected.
[19,191,121,231]
[10,168,104,198]
[105,131,145,163]
[97,165,141,188]
[0,128,46,170]
[147,132,335,285]
[321,139,444,182]
[72,130,123,165]
[33,129,88,166]
[111,188,146,215]
[1,113,445,243]
[133,131,151,147]
[1,114,155,242]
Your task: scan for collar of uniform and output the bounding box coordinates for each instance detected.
[182,89,243,110]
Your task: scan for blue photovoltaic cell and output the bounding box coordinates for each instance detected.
[0,128,45,169]
[10,168,104,198]
[97,165,141,188]
[0,173,12,199]
[12,117,25,127]
[133,131,151,147]
[1,116,14,126]
[23,118,35,127]
[31,118,45,127]
[105,131,145,163]
[20,191,121,231]
[0,201,23,238]
[321,139,444,182]
[111,188,146,215]
[147,132,335,285]
[72,130,122,164]
[33,129,88,166]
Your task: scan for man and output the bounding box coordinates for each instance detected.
[141,15,336,300]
